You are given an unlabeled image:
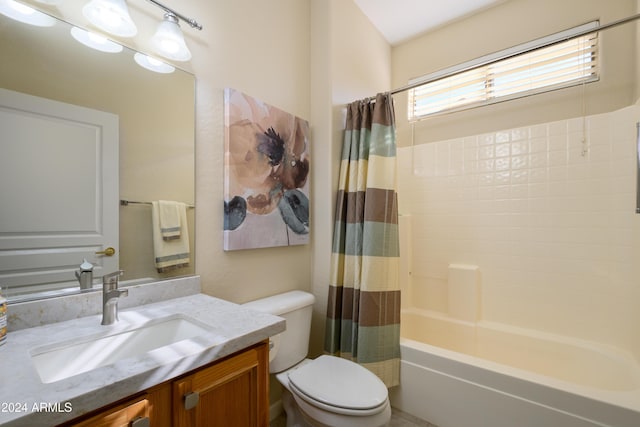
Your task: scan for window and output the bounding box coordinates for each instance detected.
[408,22,599,120]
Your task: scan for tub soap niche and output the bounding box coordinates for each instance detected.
[447,264,480,322]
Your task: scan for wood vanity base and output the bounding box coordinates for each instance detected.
[57,341,269,427]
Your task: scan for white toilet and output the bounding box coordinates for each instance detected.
[243,290,391,427]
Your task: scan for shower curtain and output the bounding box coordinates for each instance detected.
[325,93,400,388]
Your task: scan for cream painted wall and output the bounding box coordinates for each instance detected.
[392,0,638,146]
[637,0,640,100]
[182,0,313,304]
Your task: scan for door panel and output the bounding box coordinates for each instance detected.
[0,88,119,293]
[173,343,269,427]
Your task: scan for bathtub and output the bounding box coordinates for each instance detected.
[389,308,640,427]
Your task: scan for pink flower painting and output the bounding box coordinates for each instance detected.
[223,88,310,250]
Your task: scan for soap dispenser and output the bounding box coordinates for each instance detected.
[75,259,94,290]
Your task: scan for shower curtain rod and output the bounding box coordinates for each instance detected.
[367,12,640,102]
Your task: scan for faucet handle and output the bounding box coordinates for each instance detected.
[102,270,125,285]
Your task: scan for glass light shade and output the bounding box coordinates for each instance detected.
[70,26,123,53]
[151,13,191,62]
[134,52,175,74]
[0,0,56,26]
[35,0,63,5]
[82,0,136,37]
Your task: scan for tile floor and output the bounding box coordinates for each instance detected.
[270,408,437,426]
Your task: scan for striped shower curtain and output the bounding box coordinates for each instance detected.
[325,93,400,388]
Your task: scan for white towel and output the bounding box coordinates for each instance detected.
[152,201,190,273]
[158,200,182,240]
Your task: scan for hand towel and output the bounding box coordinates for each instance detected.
[158,200,182,240]
[152,201,190,273]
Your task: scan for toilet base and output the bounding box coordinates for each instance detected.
[280,388,391,427]
[282,388,313,427]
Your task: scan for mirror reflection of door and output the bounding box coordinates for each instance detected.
[0,88,119,296]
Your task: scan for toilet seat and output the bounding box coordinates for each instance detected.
[286,355,388,416]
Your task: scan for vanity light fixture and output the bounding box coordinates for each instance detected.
[80,0,202,62]
[82,0,137,37]
[151,12,190,61]
[145,0,202,62]
[145,0,202,31]
[70,26,123,53]
[0,0,55,26]
[134,52,175,74]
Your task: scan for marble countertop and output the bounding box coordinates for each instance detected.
[0,292,285,426]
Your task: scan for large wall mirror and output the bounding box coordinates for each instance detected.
[0,7,195,302]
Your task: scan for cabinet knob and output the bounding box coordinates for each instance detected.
[130,417,150,427]
[184,391,200,410]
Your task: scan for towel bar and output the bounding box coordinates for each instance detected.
[120,199,195,209]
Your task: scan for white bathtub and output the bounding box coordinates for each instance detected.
[389,308,640,427]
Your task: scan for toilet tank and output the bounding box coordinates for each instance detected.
[243,290,315,373]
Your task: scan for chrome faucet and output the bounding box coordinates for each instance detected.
[101,270,127,325]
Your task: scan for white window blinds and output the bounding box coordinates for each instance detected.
[408,22,599,120]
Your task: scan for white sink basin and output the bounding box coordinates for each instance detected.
[30,314,215,383]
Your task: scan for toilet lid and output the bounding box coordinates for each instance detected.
[287,355,387,410]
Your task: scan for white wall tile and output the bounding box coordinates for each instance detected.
[495,143,511,158]
[548,120,568,136]
[495,131,511,143]
[397,105,640,357]
[478,145,495,160]
[478,133,494,146]
[495,157,510,171]
[529,124,548,139]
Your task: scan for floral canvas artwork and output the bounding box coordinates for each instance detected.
[223,88,310,250]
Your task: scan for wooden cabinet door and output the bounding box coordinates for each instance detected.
[61,384,170,427]
[67,397,150,427]
[173,342,269,427]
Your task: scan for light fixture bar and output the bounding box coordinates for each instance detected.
[144,0,202,30]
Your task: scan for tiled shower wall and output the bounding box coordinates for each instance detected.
[397,105,640,358]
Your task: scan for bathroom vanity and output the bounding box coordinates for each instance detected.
[0,278,284,427]
[60,341,268,426]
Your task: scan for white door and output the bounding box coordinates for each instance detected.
[0,88,119,294]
